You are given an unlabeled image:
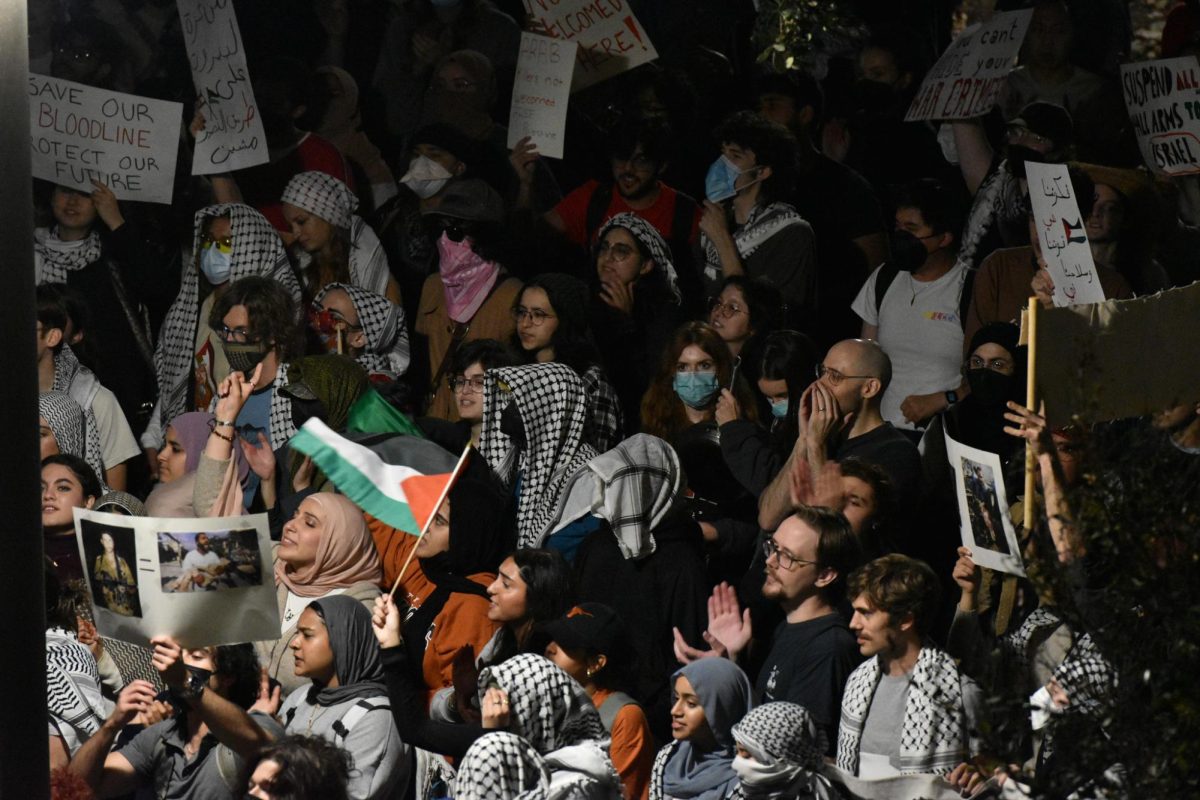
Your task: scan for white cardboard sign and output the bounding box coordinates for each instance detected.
[945,430,1026,578]
[524,0,657,92]
[75,509,280,647]
[508,33,577,159]
[28,74,182,204]
[178,0,270,174]
[1120,56,1200,176]
[1025,161,1106,307]
[906,10,1033,122]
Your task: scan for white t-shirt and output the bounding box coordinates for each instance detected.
[182,548,222,573]
[91,385,141,468]
[852,264,966,430]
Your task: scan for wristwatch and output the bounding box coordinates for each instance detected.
[176,668,208,702]
[944,389,959,406]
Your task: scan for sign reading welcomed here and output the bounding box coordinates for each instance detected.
[177,0,269,174]
[75,509,279,648]
[1120,56,1200,176]
[1026,161,1106,307]
[28,74,182,204]
[508,33,577,159]
[906,9,1033,122]
[523,0,657,92]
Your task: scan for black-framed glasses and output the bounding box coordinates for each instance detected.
[966,355,1013,372]
[761,537,818,571]
[814,364,873,386]
[708,297,747,319]
[449,375,486,394]
[596,240,636,262]
[213,324,259,344]
[511,306,555,326]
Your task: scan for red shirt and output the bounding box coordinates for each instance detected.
[554,179,700,247]
[237,132,353,233]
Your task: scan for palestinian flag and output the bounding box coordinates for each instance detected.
[290,419,467,534]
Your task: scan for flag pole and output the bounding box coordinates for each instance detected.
[1023,296,1039,533]
[389,444,473,599]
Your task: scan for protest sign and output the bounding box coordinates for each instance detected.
[177,0,269,174]
[1034,281,1200,428]
[1025,161,1106,307]
[944,430,1026,578]
[508,33,577,159]
[75,509,279,647]
[28,74,182,204]
[523,0,657,92]
[906,9,1033,122]
[1120,56,1200,176]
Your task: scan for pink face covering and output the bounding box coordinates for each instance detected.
[438,232,500,323]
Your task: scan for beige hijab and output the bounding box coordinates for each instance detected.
[274,493,382,597]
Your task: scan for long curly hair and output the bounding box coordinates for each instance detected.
[640,321,759,439]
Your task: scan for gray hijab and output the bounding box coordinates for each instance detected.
[306,595,387,706]
[662,658,753,800]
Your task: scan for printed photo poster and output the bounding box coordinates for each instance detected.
[28,74,183,204]
[944,430,1026,577]
[1120,56,1200,176]
[906,9,1033,122]
[508,33,578,159]
[177,0,269,174]
[1025,161,1106,307]
[524,0,658,92]
[74,509,279,647]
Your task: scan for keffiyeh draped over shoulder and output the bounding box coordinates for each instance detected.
[729,703,837,800]
[40,390,105,480]
[456,732,552,800]
[34,227,102,284]
[46,628,110,755]
[153,204,298,439]
[315,282,410,377]
[479,364,598,548]
[598,213,681,304]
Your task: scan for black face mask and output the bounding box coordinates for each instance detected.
[290,397,328,431]
[221,342,269,381]
[889,229,929,272]
[967,369,1014,410]
[499,400,526,451]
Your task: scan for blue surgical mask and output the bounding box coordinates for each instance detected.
[200,247,232,285]
[770,398,789,419]
[704,155,743,202]
[673,371,719,409]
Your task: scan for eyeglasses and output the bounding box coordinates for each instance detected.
[597,241,636,262]
[815,364,873,386]
[213,324,259,343]
[709,297,747,319]
[512,306,555,326]
[761,537,818,571]
[450,375,486,393]
[966,355,1013,372]
[200,233,233,254]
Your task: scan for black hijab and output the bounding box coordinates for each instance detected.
[306,595,387,706]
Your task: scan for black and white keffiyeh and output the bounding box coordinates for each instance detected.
[478,654,607,754]
[729,703,837,800]
[456,732,552,800]
[152,204,297,444]
[50,346,106,474]
[315,282,410,377]
[836,645,968,777]
[479,364,599,548]
[282,170,358,229]
[46,628,109,755]
[34,227,102,284]
[40,390,106,479]
[586,433,682,560]
[597,213,681,304]
[700,202,804,284]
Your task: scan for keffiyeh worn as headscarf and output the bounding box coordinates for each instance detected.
[34,227,102,285]
[282,171,359,229]
[729,703,837,800]
[40,391,105,480]
[95,491,146,517]
[479,364,598,548]
[653,659,753,800]
[315,282,410,377]
[456,732,553,800]
[153,205,297,443]
[306,594,388,706]
[47,348,106,478]
[587,433,683,560]
[598,213,681,304]
[478,654,607,754]
[274,493,382,598]
[285,355,370,432]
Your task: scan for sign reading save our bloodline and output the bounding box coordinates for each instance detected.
[523,0,657,92]
[28,74,182,204]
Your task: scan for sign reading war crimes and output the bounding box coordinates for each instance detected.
[905,9,1033,122]
[523,0,657,92]
[508,33,578,159]
[28,75,182,204]
[74,508,279,648]
[1120,56,1200,176]
[178,0,269,174]
[1025,161,1106,307]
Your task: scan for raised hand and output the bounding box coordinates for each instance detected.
[215,363,263,424]
[371,594,403,649]
[598,276,635,316]
[248,667,281,716]
[671,626,727,665]
[240,432,277,480]
[149,635,187,689]
[509,136,540,185]
[715,388,741,426]
[706,582,752,658]
[90,180,124,231]
[111,680,159,728]
[952,546,981,612]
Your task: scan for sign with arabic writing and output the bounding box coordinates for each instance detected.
[177,0,269,174]
[1025,161,1106,307]
[28,74,182,204]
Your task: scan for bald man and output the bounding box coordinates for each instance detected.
[759,339,920,531]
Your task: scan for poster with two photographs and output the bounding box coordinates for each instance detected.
[74,509,280,647]
[944,430,1027,577]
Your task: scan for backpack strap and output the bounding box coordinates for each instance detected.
[957,266,977,331]
[597,691,638,733]
[874,261,901,317]
[584,183,615,246]
[331,697,392,744]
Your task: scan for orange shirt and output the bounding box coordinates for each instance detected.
[593,687,654,800]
